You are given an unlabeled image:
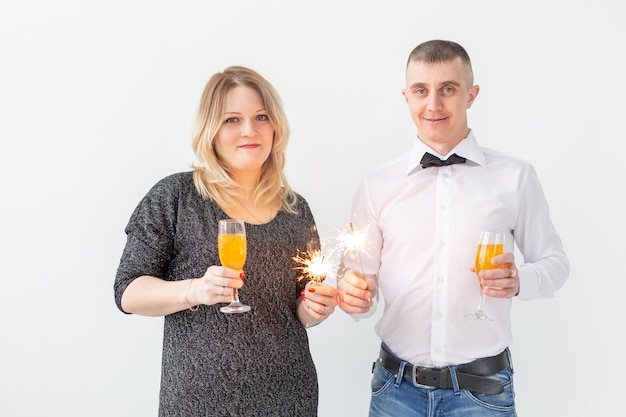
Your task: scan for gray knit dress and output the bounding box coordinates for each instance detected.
[114,172,321,417]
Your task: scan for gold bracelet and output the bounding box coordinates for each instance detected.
[185,279,199,312]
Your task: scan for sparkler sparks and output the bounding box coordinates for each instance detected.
[335,223,369,275]
[292,223,370,286]
[293,248,335,284]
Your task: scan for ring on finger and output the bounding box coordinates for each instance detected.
[508,268,518,278]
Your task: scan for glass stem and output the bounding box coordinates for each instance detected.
[476,289,487,312]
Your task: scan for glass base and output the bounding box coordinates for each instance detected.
[220,303,251,314]
[465,311,494,321]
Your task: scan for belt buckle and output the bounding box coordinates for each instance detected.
[411,366,436,389]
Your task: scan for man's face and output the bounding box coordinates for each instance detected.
[402,57,479,153]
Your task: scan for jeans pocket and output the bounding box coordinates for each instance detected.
[371,361,398,396]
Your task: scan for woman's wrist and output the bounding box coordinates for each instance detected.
[184,279,199,312]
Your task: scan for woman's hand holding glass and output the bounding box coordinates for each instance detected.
[186,265,247,309]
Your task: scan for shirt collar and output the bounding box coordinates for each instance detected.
[406,129,487,175]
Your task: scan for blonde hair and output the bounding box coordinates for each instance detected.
[191,66,297,213]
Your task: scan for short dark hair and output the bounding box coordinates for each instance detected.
[407,40,474,85]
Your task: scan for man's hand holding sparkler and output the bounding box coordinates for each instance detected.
[337,269,376,314]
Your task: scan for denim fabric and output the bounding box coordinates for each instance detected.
[368,351,517,417]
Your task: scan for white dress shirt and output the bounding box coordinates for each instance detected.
[342,130,569,367]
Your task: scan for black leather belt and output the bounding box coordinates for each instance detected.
[376,346,509,395]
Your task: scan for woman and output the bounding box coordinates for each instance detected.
[114,66,338,417]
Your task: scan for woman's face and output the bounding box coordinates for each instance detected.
[213,85,274,178]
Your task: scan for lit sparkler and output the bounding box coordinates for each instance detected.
[335,222,369,275]
[293,248,335,285]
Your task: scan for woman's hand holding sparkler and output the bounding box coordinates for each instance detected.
[337,269,376,314]
[298,281,339,328]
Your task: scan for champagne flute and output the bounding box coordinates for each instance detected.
[466,231,506,321]
[218,218,251,314]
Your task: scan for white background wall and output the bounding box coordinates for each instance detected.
[1,1,624,416]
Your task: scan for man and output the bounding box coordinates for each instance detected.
[337,40,569,417]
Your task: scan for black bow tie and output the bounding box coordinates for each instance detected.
[420,152,467,168]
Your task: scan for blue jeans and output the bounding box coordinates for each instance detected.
[369,349,517,417]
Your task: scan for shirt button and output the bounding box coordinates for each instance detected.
[439,241,446,246]
[440,204,447,210]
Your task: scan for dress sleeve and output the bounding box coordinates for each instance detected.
[113,177,180,313]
